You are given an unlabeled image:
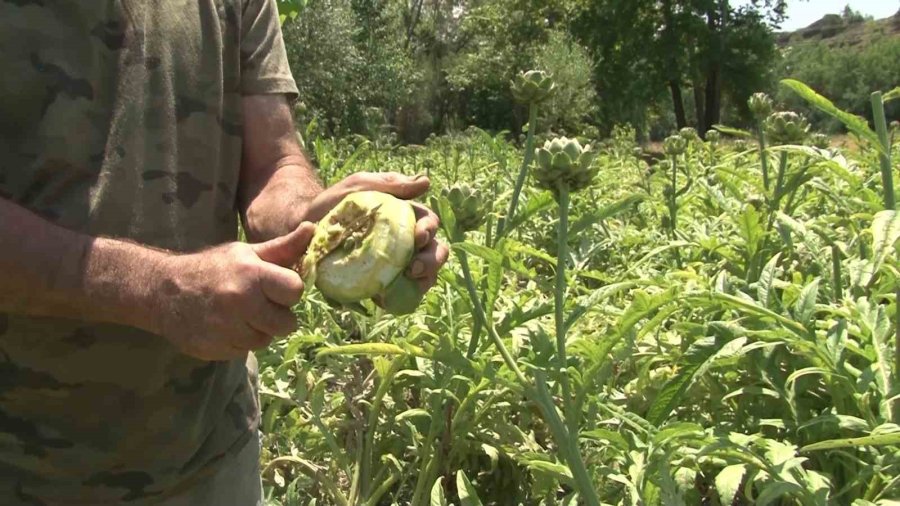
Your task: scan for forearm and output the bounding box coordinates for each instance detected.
[240,154,323,242]
[0,198,166,331]
[238,94,324,243]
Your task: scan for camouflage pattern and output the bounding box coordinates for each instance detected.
[0,0,297,503]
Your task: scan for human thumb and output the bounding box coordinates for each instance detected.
[252,222,317,268]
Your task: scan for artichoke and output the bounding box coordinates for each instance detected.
[300,191,422,315]
[705,129,720,145]
[533,136,598,193]
[663,134,687,156]
[441,183,486,233]
[511,70,555,105]
[765,111,810,145]
[679,127,700,143]
[810,132,830,149]
[748,92,773,121]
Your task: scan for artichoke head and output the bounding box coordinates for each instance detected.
[533,136,598,193]
[705,129,720,145]
[748,92,773,121]
[663,134,687,156]
[765,111,810,145]
[441,183,486,233]
[300,191,421,315]
[511,70,555,105]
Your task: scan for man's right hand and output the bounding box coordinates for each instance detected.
[152,222,316,362]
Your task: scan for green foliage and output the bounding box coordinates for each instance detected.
[776,36,900,132]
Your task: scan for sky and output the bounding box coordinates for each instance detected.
[735,0,900,31]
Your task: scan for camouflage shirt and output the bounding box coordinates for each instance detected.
[0,0,298,503]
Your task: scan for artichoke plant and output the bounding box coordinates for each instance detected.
[510,70,555,105]
[705,129,720,146]
[441,183,486,234]
[300,191,422,315]
[533,136,598,194]
[765,111,810,145]
[748,92,774,121]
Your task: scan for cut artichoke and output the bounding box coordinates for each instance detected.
[300,191,422,314]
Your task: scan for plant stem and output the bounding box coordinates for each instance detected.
[495,103,538,241]
[871,91,895,211]
[554,183,575,435]
[533,372,601,506]
[755,123,770,191]
[831,244,843,302]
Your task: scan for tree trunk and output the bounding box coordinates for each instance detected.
[703,1,726,134]
[669,80,687,130]
[693,79,706,134]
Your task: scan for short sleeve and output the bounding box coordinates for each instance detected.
[240,0,299,99]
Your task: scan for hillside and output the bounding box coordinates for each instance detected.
[776,8,900,48]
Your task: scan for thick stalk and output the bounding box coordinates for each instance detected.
[871,91,895,210]
[495,103,538,241]
[831,244,843,302]
[755,124,770,191]
[533,373,602,506]
[554,184,575,435]
[669,155,678,238]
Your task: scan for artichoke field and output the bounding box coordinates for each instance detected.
[256,80,900,505]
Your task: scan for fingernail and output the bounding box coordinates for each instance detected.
[409,260,425,277]
[413,173,427,180]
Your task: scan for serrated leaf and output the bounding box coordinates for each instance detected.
[647,337,747,425]
[316,343,429,359]
[456,470,484,506]
[715,464,746,504]
[862,210,900,287]
[756,481,804,506]
[780,79,884,155]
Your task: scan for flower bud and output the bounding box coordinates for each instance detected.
[533,136,598,193]
[748,92,773,121]
[663,134,687,156]
[511,70,555,105]
[765,111,810,145]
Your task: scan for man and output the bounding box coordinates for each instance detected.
[0,0,448,504]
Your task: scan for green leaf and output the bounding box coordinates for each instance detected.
[522,459,574,484]
[780,79,885,155]
[755,481,804,506]
[395,408,431,423]
[864,210,900,287]
[456,470,484,506]
[712,124,753,139]
[316,343,429,359]
[569,194,644,236]
[430,477,448,506]
[882,87,900,103]
[757,253,782,310]
[580,428,630,451]
[715,464,746,504]
[801,432,900,452]
[647,337,747,425]
[793,278,820,329]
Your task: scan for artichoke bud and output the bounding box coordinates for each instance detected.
[765,111,810,145]
[663,134,687,156]
[533,136,597,193]
[705,129,720,145]
[511,70,555,105]
[440,183,486,233]
[810,132,829,149]
[679,127,699,143]
[300,191,422,315]
[748,92,773,121]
